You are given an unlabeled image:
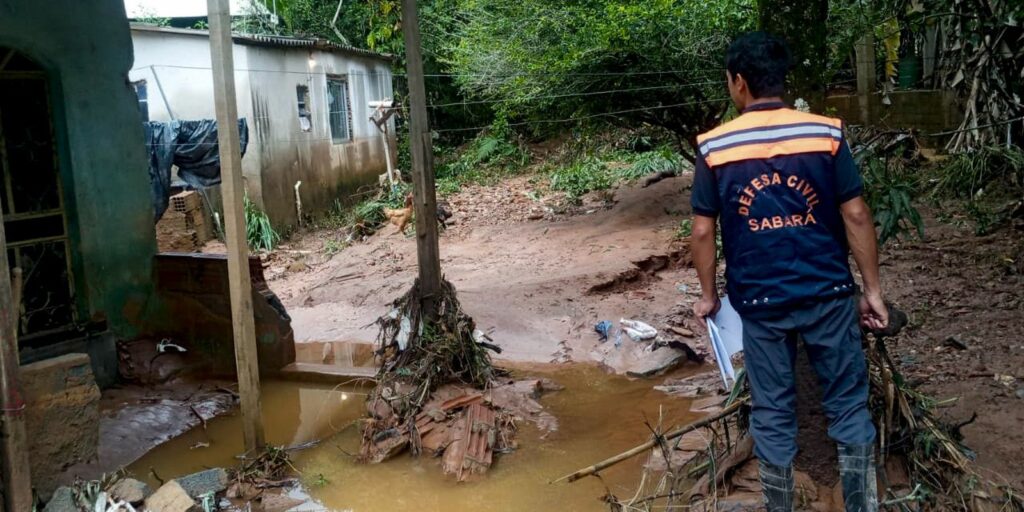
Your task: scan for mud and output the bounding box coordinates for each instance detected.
[131,364,703,512]
[586,248,691,295]
[263,171,1024,490]
[268,174,700,369]
[877,207,1024,489]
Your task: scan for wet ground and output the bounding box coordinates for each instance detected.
[265,175,701,372]
[221,168,1024,494]
[131,364,702,511]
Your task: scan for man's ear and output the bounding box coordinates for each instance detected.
[733,73,747,93]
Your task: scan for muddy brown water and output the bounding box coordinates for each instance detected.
[130,364,701,511]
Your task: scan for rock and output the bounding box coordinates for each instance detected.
[175,467,229,498]
[261,492,306,512]
[626,347,689,378]
[145,481,195,512]
[714,491,763,511]
[943,335,968,350]
[43,487,77,512]
[655,371,722,397]
[108,477,152,504]
[1016,387,1024,400]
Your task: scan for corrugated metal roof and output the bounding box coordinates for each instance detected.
[233,33,394,60]
[130,24,394,61]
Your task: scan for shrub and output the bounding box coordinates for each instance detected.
[549,157,614,200]
[244,195,280,252]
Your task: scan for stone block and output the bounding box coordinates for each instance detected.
[145,481,195,512]
[22,353,101,498]
[108,477,151,504]
[175,467,229,498]
[42,486,77,512]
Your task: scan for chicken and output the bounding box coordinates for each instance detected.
[383,193,414,235]
[436,201,453,230]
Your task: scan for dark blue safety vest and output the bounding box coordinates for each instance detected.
[691,103,863,315]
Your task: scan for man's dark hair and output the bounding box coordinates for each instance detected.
[726,32,791,98]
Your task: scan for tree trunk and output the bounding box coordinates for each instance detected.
[758,0,829,110]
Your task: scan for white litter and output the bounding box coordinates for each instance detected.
[396,315,412,351]
[620,319,658,341]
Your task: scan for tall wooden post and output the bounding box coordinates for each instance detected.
[207,0,266,452]
[0,211,33,511]
[401,0,443,318]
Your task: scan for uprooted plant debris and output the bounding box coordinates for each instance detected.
[562,305,1024,511]
[360,277,555,481]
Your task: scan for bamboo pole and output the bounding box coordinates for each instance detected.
[206,0,265,452]
[551,400,743,484]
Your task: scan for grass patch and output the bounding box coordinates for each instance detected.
[549,157,614,201]
[617,147,686,181]
[547,145,687,202]
[931,145,1024,199]
[930,145,1024,235]
[244,194,280,252]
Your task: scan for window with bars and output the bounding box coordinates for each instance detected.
[327,77,352,143]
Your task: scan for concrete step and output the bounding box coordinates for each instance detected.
[278,362,378,383]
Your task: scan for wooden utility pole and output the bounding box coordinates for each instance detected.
[207,0,266,452]
[401,0,443,318]
[0,211,33,511]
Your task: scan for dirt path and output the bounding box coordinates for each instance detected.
[269,174,700,369]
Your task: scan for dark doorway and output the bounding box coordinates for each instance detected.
[0,48,78,347]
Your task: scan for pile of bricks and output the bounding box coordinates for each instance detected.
[156,191,214,252]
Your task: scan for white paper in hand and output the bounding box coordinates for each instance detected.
[706,296,744,388]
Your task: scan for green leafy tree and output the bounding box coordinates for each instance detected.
[443,0,756,160]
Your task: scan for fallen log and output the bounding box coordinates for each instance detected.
[551,399,744,484]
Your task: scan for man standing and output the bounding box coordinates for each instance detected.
[690,32,888,512]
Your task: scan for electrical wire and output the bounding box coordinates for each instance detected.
[434,97,732,133]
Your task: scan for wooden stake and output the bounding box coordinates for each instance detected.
[401,0,443,319]
[551,401,743,484]
[0,210,33,511]
[207,0,265,452]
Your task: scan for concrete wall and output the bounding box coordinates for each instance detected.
[21,353,101,499]
[0,1,156,339]
[143,253,296,376]
[826,90,962,136]
[129,27,396,229]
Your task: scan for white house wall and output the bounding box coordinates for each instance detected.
[243,45,395,228]
[128,28,395,228]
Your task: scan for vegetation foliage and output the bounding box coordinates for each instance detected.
[244,194,281,252]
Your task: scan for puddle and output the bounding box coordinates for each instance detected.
[128,380,372,482]
[130,364,700,512]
